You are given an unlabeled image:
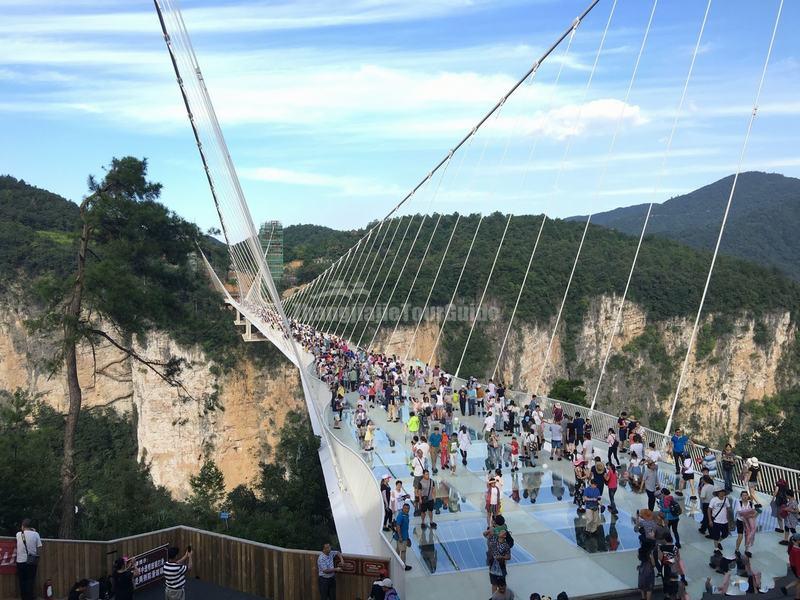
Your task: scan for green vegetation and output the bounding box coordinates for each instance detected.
[577,171,800,281]
[0,390,336,547]
[287,211,800,379]
[549,379,587,406]
[737,388,800,470]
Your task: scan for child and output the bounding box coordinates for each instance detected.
[510,436,520,472]
[449,433,459,474]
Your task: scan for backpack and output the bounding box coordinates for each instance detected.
[669,500,683,517]
[506,530,515,548]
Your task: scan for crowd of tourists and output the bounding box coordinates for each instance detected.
[278,311,800,600]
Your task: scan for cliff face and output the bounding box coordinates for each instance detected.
[0,300,302,499]
[374,296,797,446]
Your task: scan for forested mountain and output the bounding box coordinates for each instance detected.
[283,193,800,462]
[568,171,800,280]
[0,169,334,546]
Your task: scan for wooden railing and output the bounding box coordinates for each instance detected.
[1,526,390,600]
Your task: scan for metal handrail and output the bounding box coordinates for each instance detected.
[446,374,799,499]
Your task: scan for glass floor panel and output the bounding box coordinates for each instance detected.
[502,471,575,506]
[411,534,535,575]
[531,507,640,553]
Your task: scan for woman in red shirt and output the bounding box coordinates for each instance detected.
[783,533,800,598]
[605,462,619,515]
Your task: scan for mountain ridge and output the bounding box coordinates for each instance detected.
[567,171,800,280]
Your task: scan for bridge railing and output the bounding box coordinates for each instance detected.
[0,526,388,600]
[449,375,799,498]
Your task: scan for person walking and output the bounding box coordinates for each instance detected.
[448,432,459,474]
[380,474,393,531]
[743,457,762,507]
[393,503,413,571]
[163,546,192,600]
[606,429,620,467]
[659,488,682,548]
[643,460,659,511]
[317,543,342,600]
[698,474,715,537]
[708,487,731,553]
[15,518,42,600]
[583,480,602,533]
[457,425,471,467]
[734,490,759,554]
[721,444,736,493]
[605,463,619,515]
[487,529,512,595]
[486,477,501,526]
[428,427,442,475]
[668,428,690,475]
[418,470,437,530]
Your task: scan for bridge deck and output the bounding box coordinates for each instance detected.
[328,395,792,600]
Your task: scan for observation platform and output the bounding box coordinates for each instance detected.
[328,395,794,600]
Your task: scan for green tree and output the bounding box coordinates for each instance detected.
[549,379,588,406]
[737,388,800,470]
[28,157,195,537]
[225,411,336,549]
[188,459,226,529]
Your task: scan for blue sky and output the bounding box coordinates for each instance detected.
[0,0,798,232]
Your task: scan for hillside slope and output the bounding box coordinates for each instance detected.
[568,171,800,280]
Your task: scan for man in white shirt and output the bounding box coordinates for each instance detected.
[645,442,662,464]
[484,411,495,433]
[390,480,411,514]
[16,518,42,600]
[708,488,731,553]
[412,450,426,512]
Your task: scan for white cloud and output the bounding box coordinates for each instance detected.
[0,0,510,35]
[239,166,403,198]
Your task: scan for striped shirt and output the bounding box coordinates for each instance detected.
[163,562,188,589]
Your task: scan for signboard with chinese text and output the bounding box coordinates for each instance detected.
[0,540,16,574]
[133,544,169,589]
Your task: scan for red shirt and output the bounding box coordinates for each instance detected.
[790,545,800,576]
[511,441,519,456]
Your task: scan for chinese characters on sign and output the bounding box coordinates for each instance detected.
[133,544,169,589]
[0,540,16,574]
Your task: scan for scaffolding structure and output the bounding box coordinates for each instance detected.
[258,220,284,283]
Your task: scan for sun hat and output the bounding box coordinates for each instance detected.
[573,458,585,466]
[379,578,393,587]
[381,474,391,480]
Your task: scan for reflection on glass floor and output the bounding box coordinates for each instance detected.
[532,507,640,553]
[501,471,575,506]
[410,519,535,575]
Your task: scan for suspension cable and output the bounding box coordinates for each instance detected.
[296,0,602,303]
[664,0,784,437]
[535,0,656,394]
[590,0,713,412]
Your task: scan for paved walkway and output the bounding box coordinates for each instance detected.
[137,579,264,600]
[328,394,792,600]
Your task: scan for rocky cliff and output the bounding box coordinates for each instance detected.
[374,295,797,447]
[0,299,303,499]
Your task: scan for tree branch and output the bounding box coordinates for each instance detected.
[88,328,196,401]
